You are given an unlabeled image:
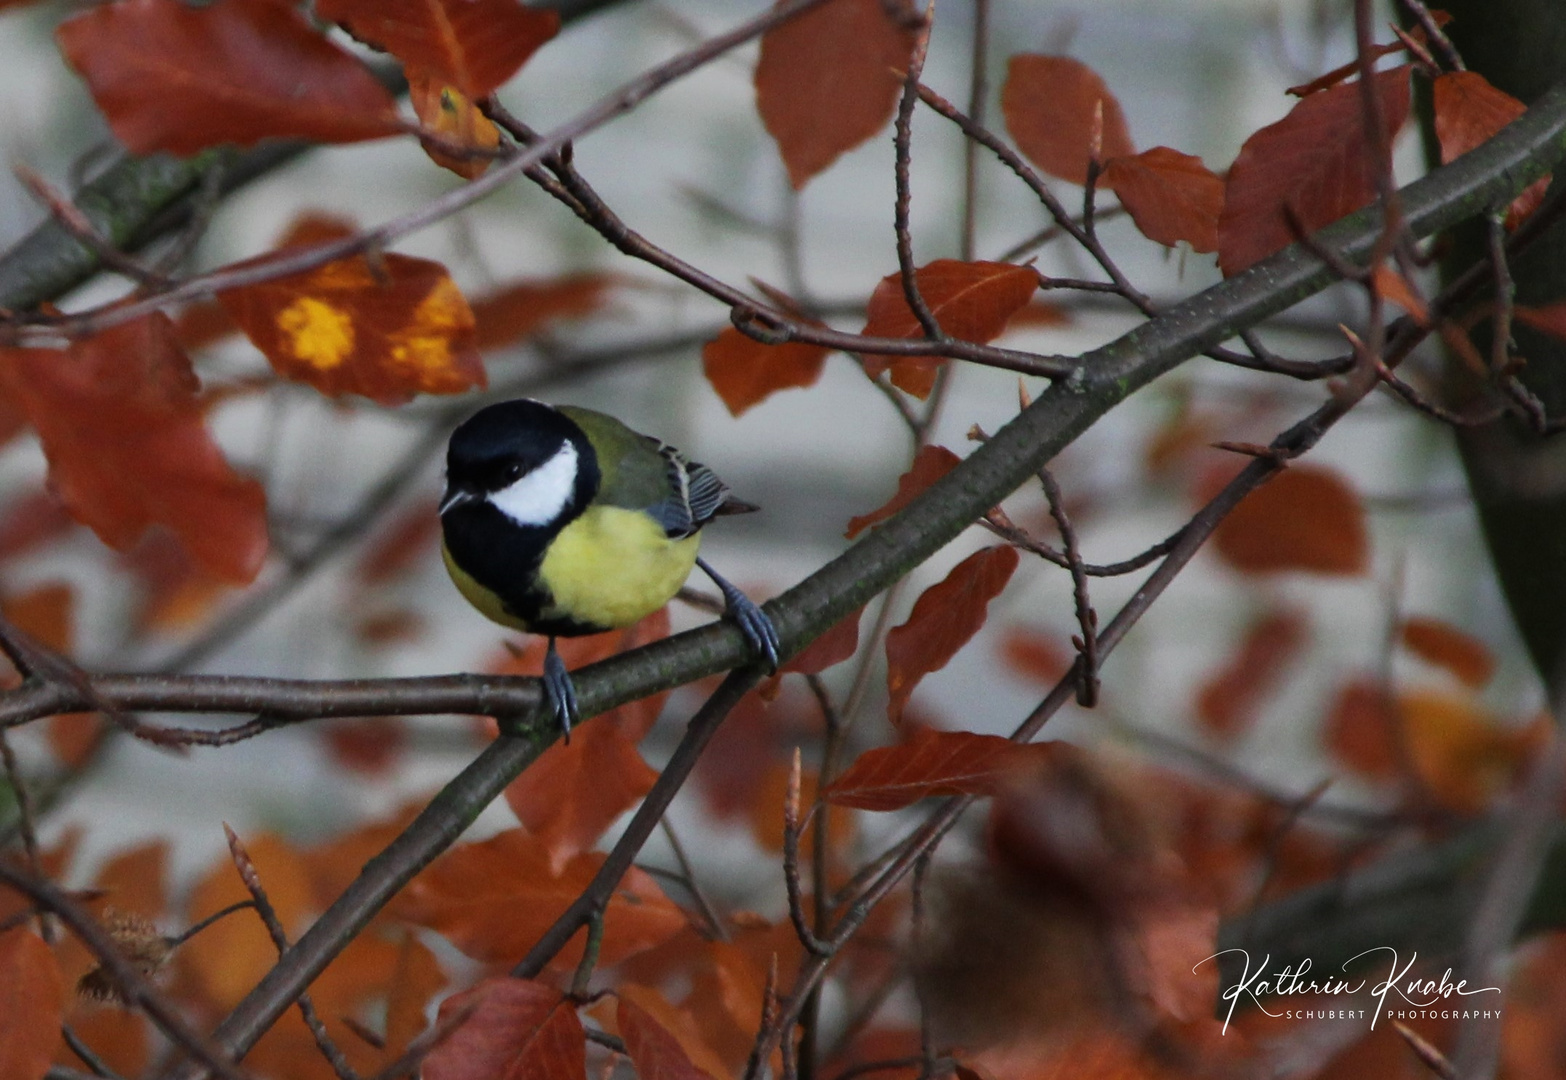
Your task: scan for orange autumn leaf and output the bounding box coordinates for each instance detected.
[782,605,863,675]
[1,582,72,657]
[1515,303,1566,343]
[0,929,64,1080]
[860,261,1039,398]
[409,75,501,180]
[221,216,484,405]
[56,0,401,156]
[396,828,685,968]
[1400,617,1496,690]
[0,314,268,584]
[619,996,718,1080]
[1211,465,1369,576]
[0,489,75,567]
[499,613,670,869]
[745,760,853,856]
[845,445,961,539]
[885,546,1019,724]
[702,328,830,417]
[122,531,233,634]
[616,986,731,1080]
[424,978,583,1080]
[381,933,446,1067]
[317,0,558,100]
[998,626,1071,687]
[755,0,917,188]
[1322,679,1399,781]
[1399,691,1545,814]
[1194,608,1309,740]
[470,274,616,351]
[824,727,1053,811]
[1433,70,1547,229]
[1101,147,1223,252]
[180,832,315,1009]
[323,717,407,777]
[1218,67,1411,275]
[1370,263,1428,323]
[1001,54,1135,185]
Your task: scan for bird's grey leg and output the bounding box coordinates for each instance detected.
[696,557,780,672]
[542,636,580,740]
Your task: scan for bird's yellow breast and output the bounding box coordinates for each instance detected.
[537,506,701,630]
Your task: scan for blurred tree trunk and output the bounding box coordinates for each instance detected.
[1425,3,1566,684]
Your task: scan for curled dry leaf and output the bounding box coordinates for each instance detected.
[409,75,501,180]
[860,260,1040,398]
[1217,67,1411,275]
[317,0,559,100]
[885,546,1019,724]
[1100,146,1223,253]
[0,314,268,584]
[56,0,401,156]
[1001,54,1135,185]
[755,0,918,188]
[220,216,485,405]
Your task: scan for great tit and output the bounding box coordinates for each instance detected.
[439,398,780,736]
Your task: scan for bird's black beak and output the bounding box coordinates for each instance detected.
[439,486,479,517]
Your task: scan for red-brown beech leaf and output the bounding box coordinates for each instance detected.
[1101,147,1223,252]
[499,613,670,870]
[1217,66,1411,276]
[824,727,1053,811]
[860,261,1039,398]
[1211,465,1368,576]
[782,606,863,675]
[755,0,917,189]
[317,0,558,100]
[845,445,960,539]
[1399,616,1496,690]
[56,0,401,156]
[220,216,485,405]
[1001,54,1135,186]
[886,546,1019,724]
[1516,303,1566,343]
[1194,608,1308,740]
[1433,70,1548,229]
[0,315,267,584]
[470,274,615,351]
[396,828,685,968]
[619,997,717,1080]
[0,928,64,1080]
[702,329,830,417]
[424,978,583,1080]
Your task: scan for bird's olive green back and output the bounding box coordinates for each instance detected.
[557,405,674,512]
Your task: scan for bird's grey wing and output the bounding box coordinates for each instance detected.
[645,440,732,538]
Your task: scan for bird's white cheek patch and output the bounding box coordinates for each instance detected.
[488,443,578,527]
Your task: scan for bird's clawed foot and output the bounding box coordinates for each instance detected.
[542,636,580,740]
[697,557,780,673]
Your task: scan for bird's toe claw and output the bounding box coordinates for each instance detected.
[542,647,580,740]
[730,593,781,674]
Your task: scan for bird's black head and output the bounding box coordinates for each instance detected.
[441,399,600,532]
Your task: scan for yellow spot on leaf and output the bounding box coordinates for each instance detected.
[277,297,354,370]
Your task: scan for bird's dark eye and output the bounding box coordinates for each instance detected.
[503,463,524,483]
